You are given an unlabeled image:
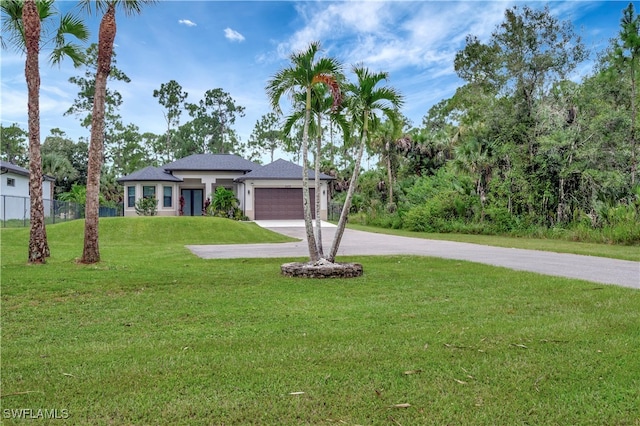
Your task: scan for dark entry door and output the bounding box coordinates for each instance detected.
[182,189,203,216]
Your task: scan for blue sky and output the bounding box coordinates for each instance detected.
[0,0,634,161]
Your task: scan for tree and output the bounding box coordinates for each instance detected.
[100,167,123,205]
[109,122,152,176]
[570,56,633,221]
[58,183,87,204]
[185,88,245,155]
[266,41,342,263]
[328,66,403,262]
[41,128,88,193]
[141,131,163,166]
[65,42,131,170]
[368,117,411,204]
[452,124,496,220]
[247,112,284,163]
[79,0,156,264]
[153,80,188,162]
[21,0,45,262]
[65,44,130,126]
[614,2,640,185]
[0,123,28,166]
[2,0,88,263]
[42,152,78,196]
[453,4,587,221]
[281,84,347,257]
[1,0,87,68]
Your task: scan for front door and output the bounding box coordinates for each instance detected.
[181,189,203,216]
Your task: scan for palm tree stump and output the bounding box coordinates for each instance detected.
[281,260,363,278]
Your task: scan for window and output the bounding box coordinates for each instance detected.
[163,186,172,208]
[127,186,135,208]
[7,177,15,187]
[143,185,156,199]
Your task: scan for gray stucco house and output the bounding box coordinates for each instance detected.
[117,154,333,220]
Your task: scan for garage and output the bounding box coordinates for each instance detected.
[254,188,316,220]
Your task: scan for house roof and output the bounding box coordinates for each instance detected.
[117,166,183,183]
[117,156,334,184]
[163,154,258,172]
[1,160,29,177]
[235,159,334,181]
[1,160,55,181]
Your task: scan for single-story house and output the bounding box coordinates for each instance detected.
[117,154,334,220]
[1,160,55,220]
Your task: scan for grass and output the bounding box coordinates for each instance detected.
[347,223,640,261]
[1,217,639,425]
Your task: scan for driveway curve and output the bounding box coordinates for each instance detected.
[186,221,639,289]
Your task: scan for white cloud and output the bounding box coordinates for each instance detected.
[178,19,196,27]
[275,1,513,75]
[280,2,391,56]
[224,28,245,42]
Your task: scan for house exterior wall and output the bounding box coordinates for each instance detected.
[1,172,53,220]
[242,179,329,221]
[122,182,179,217]
[122,171,248,217]
[172,171,244,198]
[120,172,330,220]
[2,172,29,197]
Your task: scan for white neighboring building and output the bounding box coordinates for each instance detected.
[1,160,54,220]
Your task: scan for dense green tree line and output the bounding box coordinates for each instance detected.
[348,4,639,244]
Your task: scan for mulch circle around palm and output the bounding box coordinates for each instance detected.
[281,260,363,278]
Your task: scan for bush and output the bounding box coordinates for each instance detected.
[135,197,158,216]
[206,187,242,219]
[484,206,519,233]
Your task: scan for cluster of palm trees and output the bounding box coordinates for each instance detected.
[266,41,404,264]
[2,0,154,264]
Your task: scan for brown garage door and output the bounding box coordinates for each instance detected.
[254,188,315,220]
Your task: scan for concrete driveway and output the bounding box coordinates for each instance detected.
[187,220,640,289]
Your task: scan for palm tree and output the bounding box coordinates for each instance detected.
[327,66,404,263]
[283,85,348,257]
[266,41,343,263]
[2,0,88,263]
[452,124,495,221]
[78,0,156,264]
[42,152,78,195]
[58,183,87,205]
[368,119,411,205]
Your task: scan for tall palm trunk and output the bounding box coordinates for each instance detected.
[24,0,49,263]
[314,112,324,257]
[302,87,319,262]
[82,3,116,264]
[631,59,637,186]
[328,113,369,262]
[385,141,393,203]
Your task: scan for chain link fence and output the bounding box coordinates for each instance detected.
[1,195,122,228]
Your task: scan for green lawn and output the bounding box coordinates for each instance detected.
[1,218,639,425]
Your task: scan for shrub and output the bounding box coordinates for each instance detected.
[135,197,158,216]
[207,187,241,219]
[484,206,519,233]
